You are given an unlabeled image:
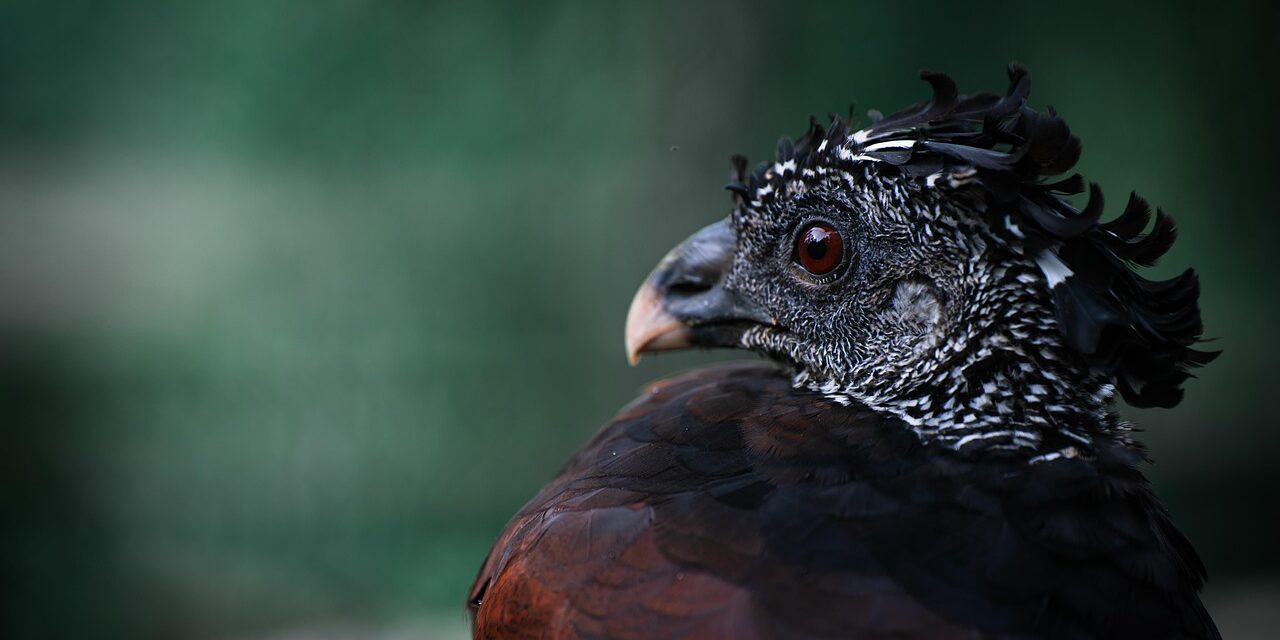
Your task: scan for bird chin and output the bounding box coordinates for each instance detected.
[688,322,758,351]
[691,322,807,370]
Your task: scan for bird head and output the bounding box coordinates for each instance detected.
[627,65,1215,452]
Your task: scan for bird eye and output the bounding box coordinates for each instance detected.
[794,222,843,276]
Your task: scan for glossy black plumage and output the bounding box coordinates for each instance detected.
[469,364,1218,639]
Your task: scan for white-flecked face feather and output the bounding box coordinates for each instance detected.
[728,166,1113,459]
[716,65,1212,457]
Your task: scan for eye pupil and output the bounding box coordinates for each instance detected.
[795,222,843,276]
[805,238,828,260]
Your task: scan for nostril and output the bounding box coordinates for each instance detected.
[666,279,712,297]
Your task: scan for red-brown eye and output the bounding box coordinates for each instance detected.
[795,222,843,276]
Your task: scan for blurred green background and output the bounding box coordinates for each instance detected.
[2,1,1277,638]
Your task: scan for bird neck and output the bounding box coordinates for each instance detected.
[795,264,1123,461]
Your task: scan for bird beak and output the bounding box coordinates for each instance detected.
[625,219,773,364]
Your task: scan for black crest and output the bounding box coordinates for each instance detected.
[728,63,1217,408]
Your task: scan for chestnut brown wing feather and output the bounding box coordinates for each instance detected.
[469,364,985,639]
[469,363,1217,639]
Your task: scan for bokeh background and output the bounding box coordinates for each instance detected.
[3,1,1278,638]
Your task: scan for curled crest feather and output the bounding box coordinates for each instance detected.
[725,63,1216,408]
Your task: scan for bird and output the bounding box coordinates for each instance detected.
[467,64,1221,639]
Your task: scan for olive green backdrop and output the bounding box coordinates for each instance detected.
[2,1,1277,638]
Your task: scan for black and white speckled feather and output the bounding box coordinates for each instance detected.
[720,64,1215,459]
